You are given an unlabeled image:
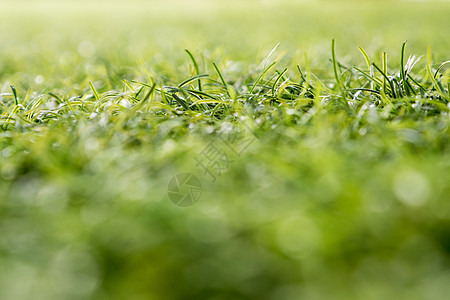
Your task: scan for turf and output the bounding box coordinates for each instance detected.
[1,0,450,299]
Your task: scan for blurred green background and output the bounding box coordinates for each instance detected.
[1,0,449,84]
[0,0,450,299]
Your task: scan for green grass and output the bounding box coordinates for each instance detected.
[1,1,450,299]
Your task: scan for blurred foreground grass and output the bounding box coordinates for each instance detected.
[0,1,450,299]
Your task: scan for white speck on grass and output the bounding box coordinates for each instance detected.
[393,169,430,207]
[205,126,214,134]
[286,108,296,115]
[1,147,12,158]
[119,99,131,109]
[35,75,44,84]
[78,41,96,58]
[47,100,57,109]
[162,139,176,154]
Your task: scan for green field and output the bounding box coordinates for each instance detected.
[1,0,450,299]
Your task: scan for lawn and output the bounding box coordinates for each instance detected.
[0,0,449,299]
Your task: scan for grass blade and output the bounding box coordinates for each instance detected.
[185,49,202,92]
[382,52,388,95]
[427,64,449,101]
[212,62,230,98]
[358,46,371,70]
[434,61,450,78]
[272,68,288,98]
[358,46,374,90]
[331,39,342,91]
[250,61,276,94]
[262,43,280,69]
[400,41,411,96]
[178,74,209,88]
[373,62,396,98]
[89,81,100,101]
[172,93,190,110]
[354,67,383,87]
[212,62,227,88]
[10,85,18,105]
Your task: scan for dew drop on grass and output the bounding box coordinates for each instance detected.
[34,75,44,84]
[119,99,131,109]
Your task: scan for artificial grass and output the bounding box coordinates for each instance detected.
[0,1,449,299]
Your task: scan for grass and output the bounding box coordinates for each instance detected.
[1,1,450,299]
